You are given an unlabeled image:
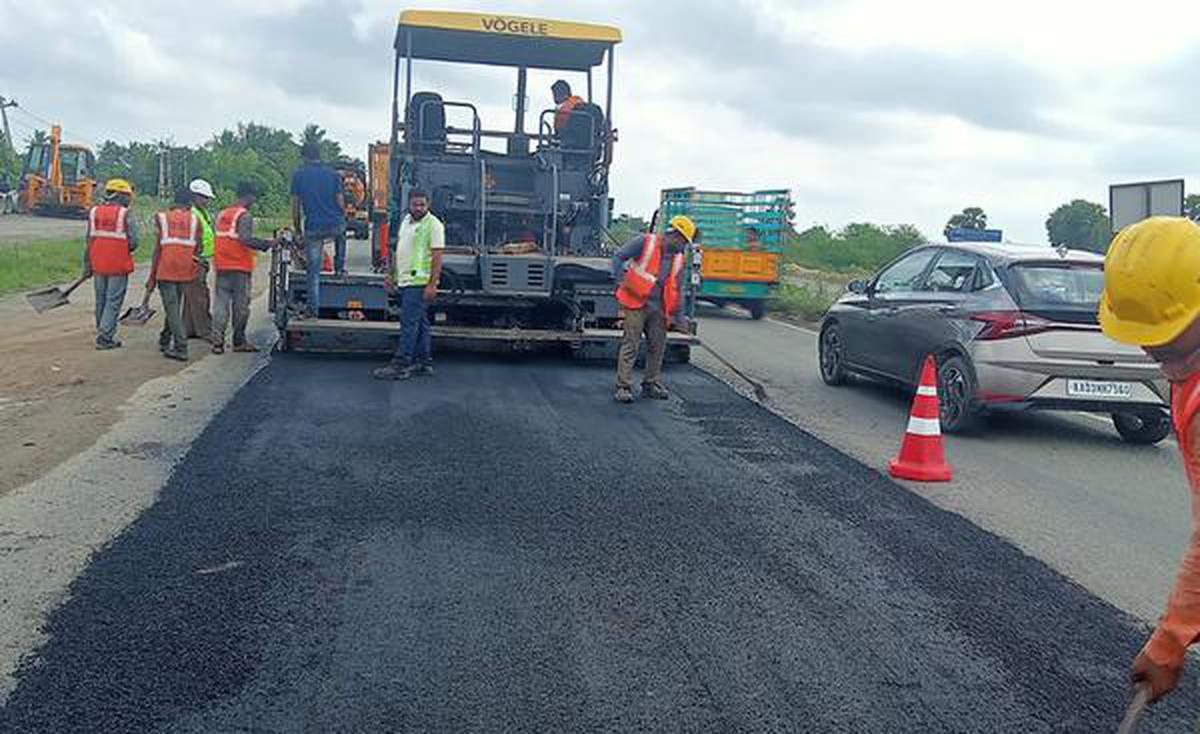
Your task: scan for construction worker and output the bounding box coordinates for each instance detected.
[611,215,695,403]
[1100,216,1200,703]
[372,189,443,381]
[552,80,583,133]
[177,178,216,342]
[291,141,347,318]
[210,181,273,354]
[147,187,202,362]
[84,178,138,349]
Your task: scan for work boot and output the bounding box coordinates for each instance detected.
[372,362,417,381]
[96,338,122,350]
[233,343,260,353]
[163,349,188,363]
[641,382,670,400]
[211,343,225,355]
[416,362,434,377]
[614,386,635,404]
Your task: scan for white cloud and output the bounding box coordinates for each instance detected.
[1,0,1197,243]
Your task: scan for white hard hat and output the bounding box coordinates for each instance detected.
[189,178,215,199]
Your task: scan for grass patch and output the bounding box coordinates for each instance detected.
[0,238,152,295]
[769,282,839,323]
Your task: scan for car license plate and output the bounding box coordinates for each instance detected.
[1066,379,1134,399]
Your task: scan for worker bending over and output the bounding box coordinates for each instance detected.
[373,189,443,381]
[84,178,138,349]
[148,188,202,362]
[611,215,695,403]
[210,181,273,354]
[1100,216,1200,702]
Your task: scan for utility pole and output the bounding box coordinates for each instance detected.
[0,96,17,158]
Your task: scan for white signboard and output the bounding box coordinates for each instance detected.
[1110,179,1184,232]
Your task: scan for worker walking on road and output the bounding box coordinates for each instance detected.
[210,181,273,354]
[148,188,202,362]
[1100,216,1200,703]
[291,141,347,318]
[373,189,443,381]
[84,178,138,350]
[611,215,695,403]
[175,178,216,343]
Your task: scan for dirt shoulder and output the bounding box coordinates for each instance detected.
[0,259,272,496]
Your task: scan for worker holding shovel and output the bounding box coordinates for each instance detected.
[1101,216,1200,708]
[84,178,139,349]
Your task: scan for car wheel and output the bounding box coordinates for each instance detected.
[937,355,977,433]
[1112,409,1171,445]
[819,323,848,386]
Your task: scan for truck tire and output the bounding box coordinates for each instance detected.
[1112,409,1171,445]
[748,300,767,320]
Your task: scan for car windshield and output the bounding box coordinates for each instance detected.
[1006,262,1104,322]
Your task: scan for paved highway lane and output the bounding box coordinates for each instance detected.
[1,355,1195,731]
[694,309,1191,625]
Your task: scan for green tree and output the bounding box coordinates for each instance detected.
[1186,194,1200,223]
[785,222,925,272]
[608,213,648,244]
[944,206,988,235]
[300,123,341,161]
[1045,199,1111,254]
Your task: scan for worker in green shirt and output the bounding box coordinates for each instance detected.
[373,189,444,380]
[185,178,215,340]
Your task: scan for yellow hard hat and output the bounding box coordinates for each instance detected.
[104,178,134,195]
[669,215,697,243]
[1100,216,1200,346]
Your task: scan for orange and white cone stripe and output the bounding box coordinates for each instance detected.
[889,356,953,482]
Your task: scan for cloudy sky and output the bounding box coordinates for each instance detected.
[2,0,1197,242]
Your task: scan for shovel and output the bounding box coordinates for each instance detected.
[26,274,90,314]
[1117,683,1151,734]
[119,290,156,326]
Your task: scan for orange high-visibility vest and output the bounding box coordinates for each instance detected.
[87,203,133,275]
[213,205,255,272]
[615,234,685,324]
[155,208,199,282]
[554,95,583,132]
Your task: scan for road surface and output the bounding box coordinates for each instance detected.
[0,355,1193,732]
[693,309,1190,625]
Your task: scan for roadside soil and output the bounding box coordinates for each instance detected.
[0,215,85,246]
[0,260,272,496]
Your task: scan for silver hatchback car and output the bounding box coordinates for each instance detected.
[818,242,1171,443]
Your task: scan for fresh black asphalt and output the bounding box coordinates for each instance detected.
[1,355,1195,732]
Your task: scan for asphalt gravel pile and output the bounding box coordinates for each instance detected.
[1,355,1195,732]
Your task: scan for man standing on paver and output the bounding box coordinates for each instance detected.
[83,178,138,350]
[1100,216,1200,703]
[210,181,274,354]
[291,142,346,318]
[147,188,201,362]
[372,189,443,381]
[611,215,695,403]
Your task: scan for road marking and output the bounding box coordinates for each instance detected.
[765,317,818,335]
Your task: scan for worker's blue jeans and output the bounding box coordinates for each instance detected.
[391,286,432,366]
[93,274,128,345]
[303,227,347,315]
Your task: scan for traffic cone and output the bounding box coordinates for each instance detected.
[889,355,953,482]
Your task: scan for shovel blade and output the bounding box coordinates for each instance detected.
[118,305,156,326]
[26,287,69,314]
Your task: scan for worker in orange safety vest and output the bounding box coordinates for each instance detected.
[210,181,274,354]
[84,178,139,349]
[610,214,695,403]
[552,80,583,134]
[147,187,202,362]
[1100,216,1200,703]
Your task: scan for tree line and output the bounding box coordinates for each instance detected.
[1,122,356,216]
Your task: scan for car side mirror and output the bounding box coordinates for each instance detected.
[847,279,869,295]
